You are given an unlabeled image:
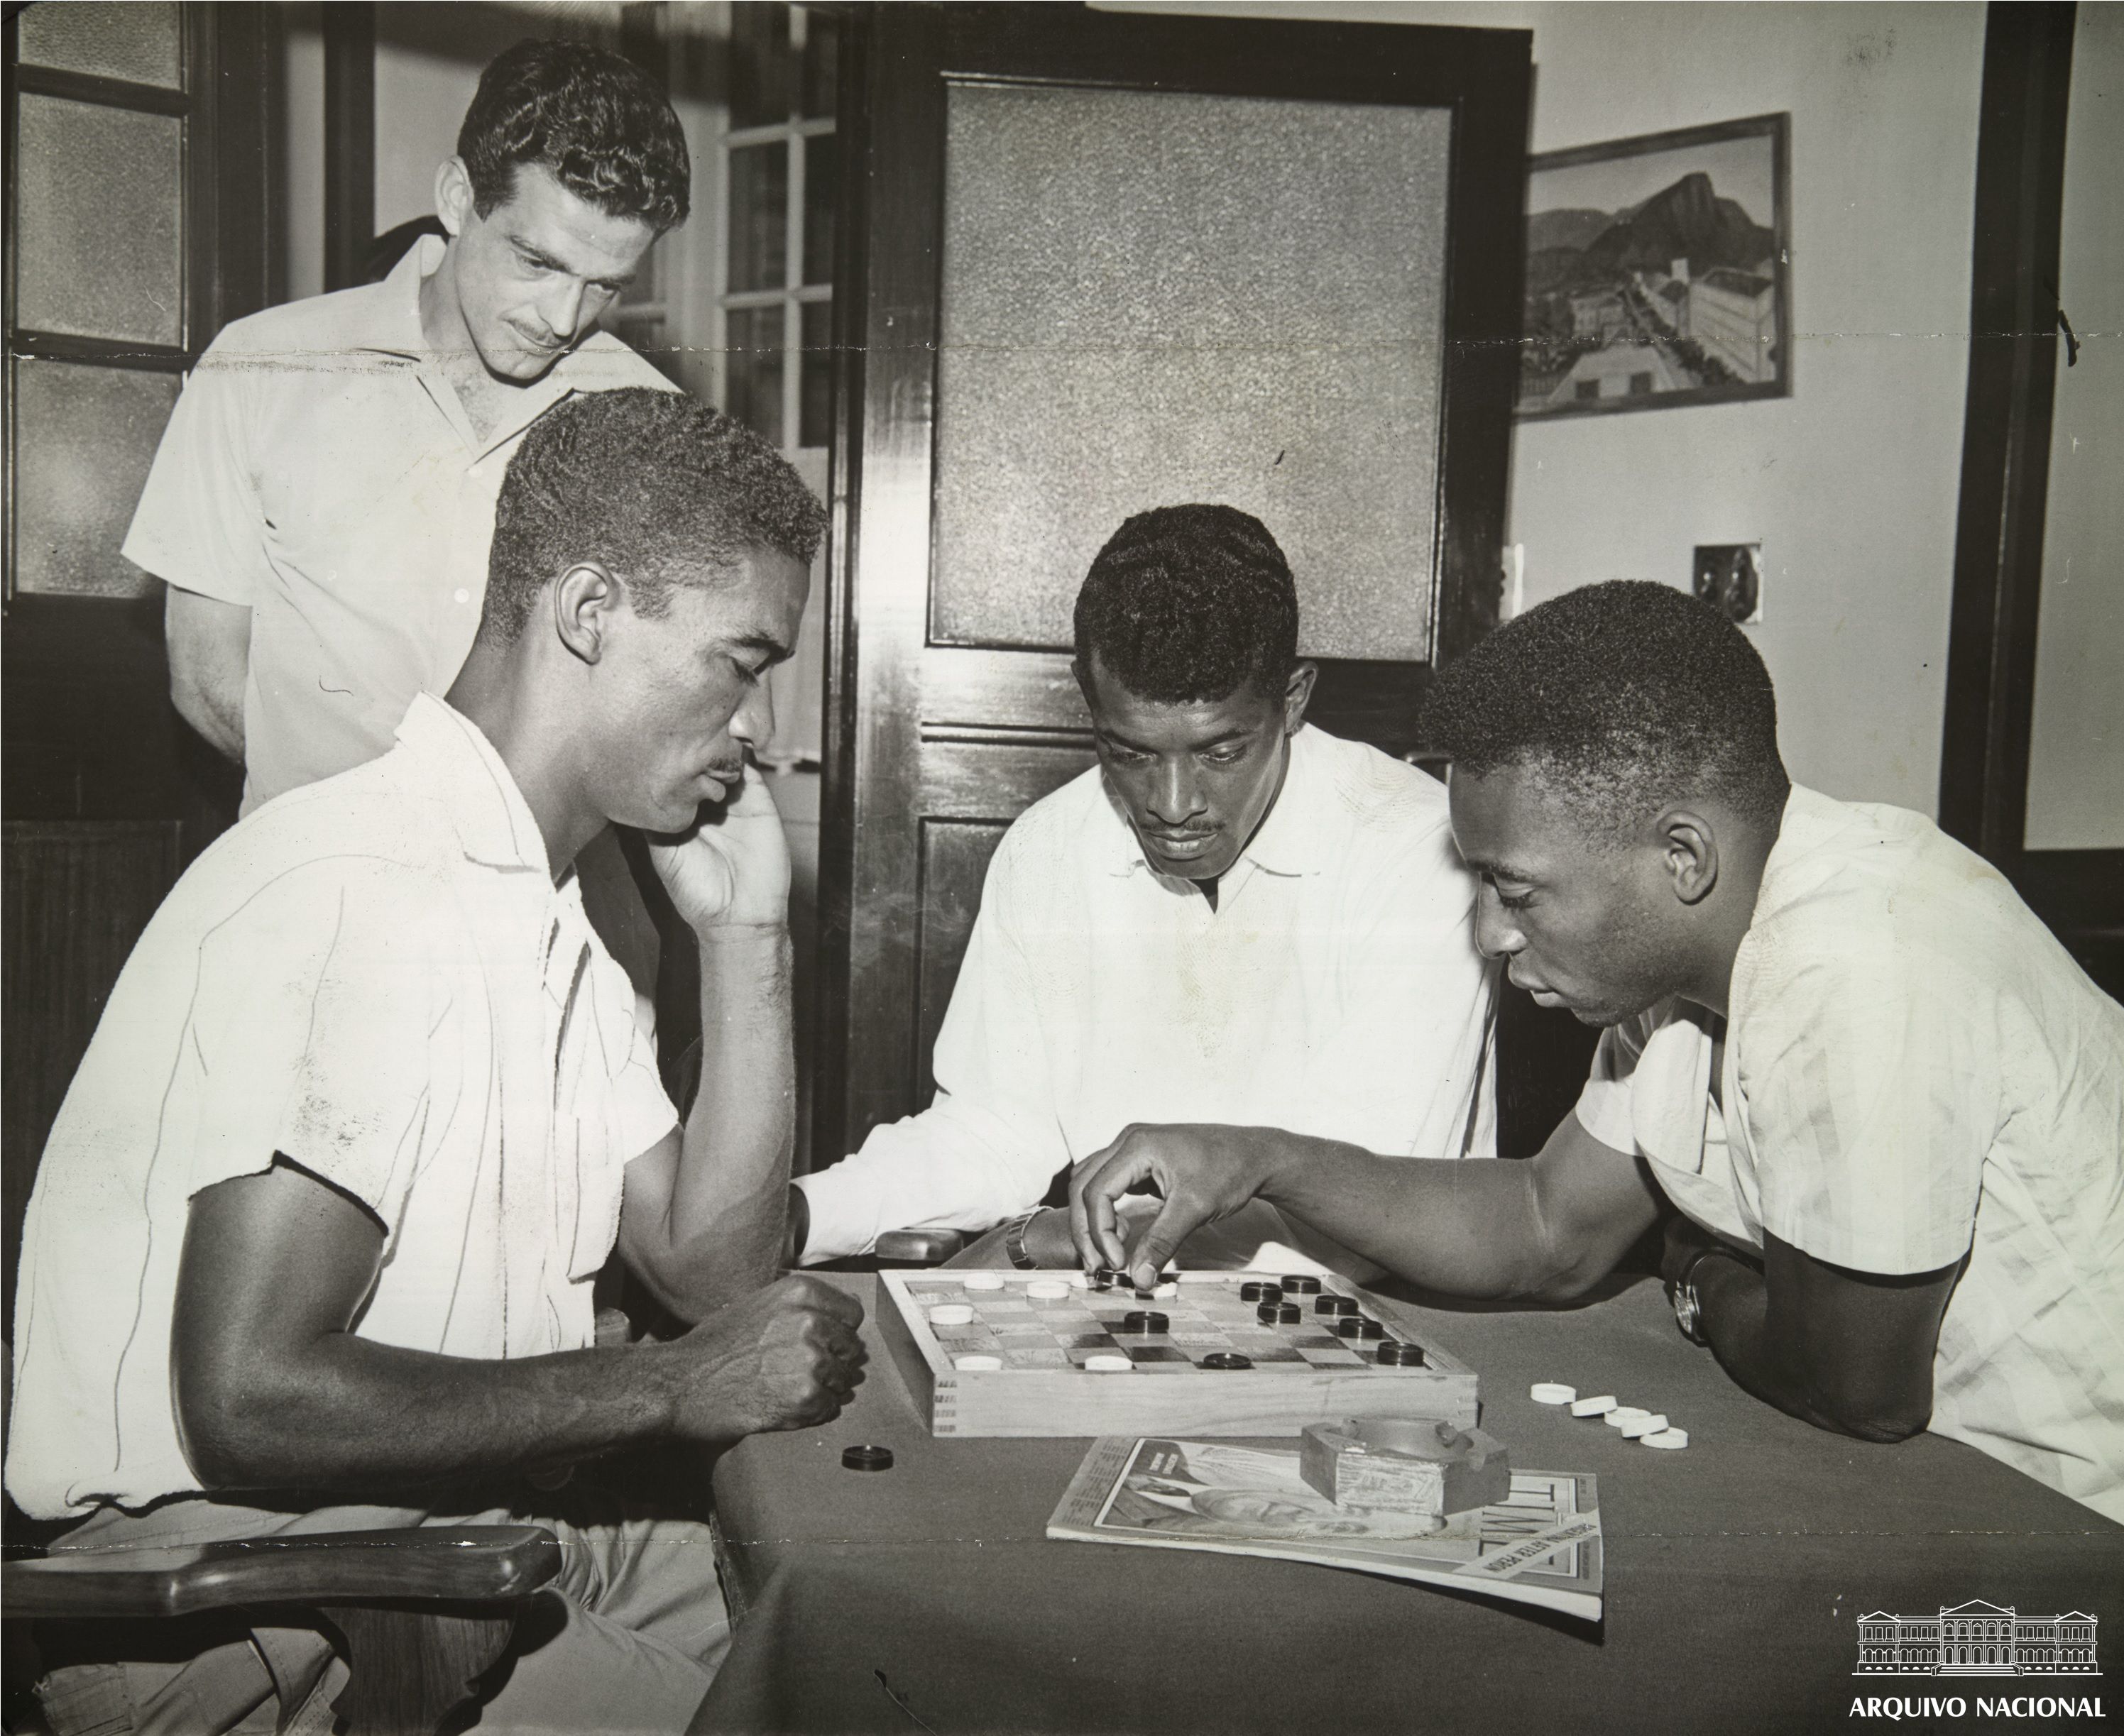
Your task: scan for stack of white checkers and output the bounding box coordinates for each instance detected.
[1528,1383,1688,1449]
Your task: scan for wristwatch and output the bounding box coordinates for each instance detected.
[1002,1208,1043,1270]
[1669,1243,1740,1346]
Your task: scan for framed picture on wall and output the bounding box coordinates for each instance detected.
[1518,112,1790,420]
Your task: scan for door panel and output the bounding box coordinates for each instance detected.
[819,4,1531,1161]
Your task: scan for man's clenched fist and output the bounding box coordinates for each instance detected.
[659,1275,868,1443]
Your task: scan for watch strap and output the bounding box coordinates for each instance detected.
[1002,1209,1041,1270]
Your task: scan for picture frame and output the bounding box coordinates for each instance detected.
[1518,112,1791,419]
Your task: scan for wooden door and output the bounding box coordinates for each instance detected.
[816,4,1531,1160]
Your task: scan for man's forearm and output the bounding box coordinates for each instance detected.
[658,924,794,1314]
[180,1330,684,1493]
[164,586,248,763]
[1249,1133,1580,1300]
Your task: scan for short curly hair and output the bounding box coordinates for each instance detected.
[1073,505,1299,703]
[459,39,690,232]
[1420,581,1789,840]
[483,388,825,644]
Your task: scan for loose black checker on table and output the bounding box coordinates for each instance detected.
[842,1444,894,1471]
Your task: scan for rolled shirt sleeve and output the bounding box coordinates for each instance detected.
[187,860,439,1230]
[122,338,275,608]
[1739,924,1992,1276]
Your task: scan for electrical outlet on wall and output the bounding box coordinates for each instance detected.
[1694,544,1763,625]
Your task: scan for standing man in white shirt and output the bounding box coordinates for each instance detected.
[792,505,1496,1269]
[1073,581,2124,1521]
[126,38,688,996]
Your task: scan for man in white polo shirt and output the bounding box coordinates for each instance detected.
[9,390,860,1734]
[128,38,685,815]
[1073,581,2124,1520]
[792,505,1496,1269]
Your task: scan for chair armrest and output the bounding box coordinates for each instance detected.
[2,1525,561,1620]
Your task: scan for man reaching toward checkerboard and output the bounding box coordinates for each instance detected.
[1072,581,2124,1522]
[790,505,1496,1269]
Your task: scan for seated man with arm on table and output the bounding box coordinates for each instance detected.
[792,503,1495,1271]
[1073,580,2124,1521]
[6,389,863,1736]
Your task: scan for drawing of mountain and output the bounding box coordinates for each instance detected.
[1526,208,1612,255]
[1523,171,1775,301]
[1580,172,1773,279]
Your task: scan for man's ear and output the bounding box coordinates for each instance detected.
[552,561,622,666]
[1656,806,1721,906]
[434,158,473,240]
[1282,661,1318,735]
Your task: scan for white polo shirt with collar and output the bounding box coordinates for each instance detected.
[4,695,678,1521]
[795,723,1497,1263]
[122,234,674,815]
[1573,784,2124,1520]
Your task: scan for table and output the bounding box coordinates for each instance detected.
[696,1274,2120,1735]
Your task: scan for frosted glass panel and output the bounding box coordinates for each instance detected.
[13,360,180,599]
[933,84,1450,657]
[18,1,182,89]
[16,95,185,348]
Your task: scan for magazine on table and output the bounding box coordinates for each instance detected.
[1047,1434,1604,1621]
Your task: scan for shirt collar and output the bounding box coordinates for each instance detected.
[346,233,447,358]
[1101,723,1329,881]
[1746,782,1849,930]
[393,693,552,876]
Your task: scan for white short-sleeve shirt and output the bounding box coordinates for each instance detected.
[4,696,679,1520]
[796,725,1497,1262]
[1575,785,2124,1520]
[121,236,674,815]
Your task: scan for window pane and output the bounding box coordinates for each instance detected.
[16,95,185,348]
[799,300,833,449]
[799,7,840,119]
[17,0,182,89]
[801,131,838,287]
[725,305,785,448]
[730,1,794,129]
[13,360,181,598]
[727,143,789,293]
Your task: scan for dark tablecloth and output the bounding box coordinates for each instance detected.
[696,1275,2120,1735]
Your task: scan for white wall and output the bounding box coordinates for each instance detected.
[1108,1,1989,816]
[2025,2,2123,851]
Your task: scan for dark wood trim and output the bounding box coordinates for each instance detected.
[1938,1,2075,863]
[810,0,872,1176]
[12,61,190,116]
[322,1,376,293]
[201,1,283,333]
